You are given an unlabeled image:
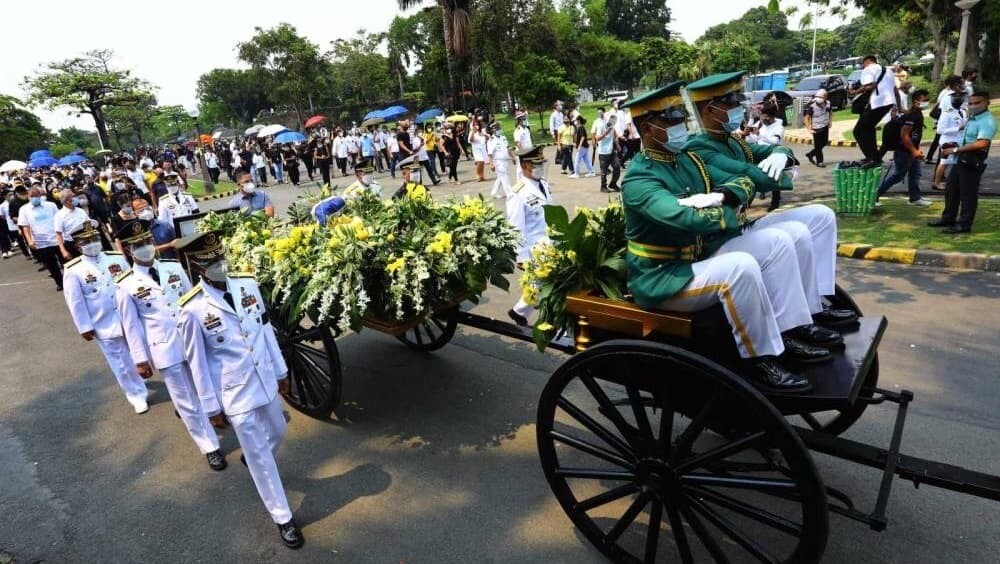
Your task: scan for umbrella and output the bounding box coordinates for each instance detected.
[414,108,443,124]
[0,160,27,173]
[363,110,384,121]
[361,117,384,128]
[29,149,52,160]
[94,149,112,155]
[57,154,87,166]
[70,149,86,155]
[304,115,327,129]
[29,156,57,168]
[212,131,224,139]
[244,124,264,135]
[258,124,288,137]
[379,106,409,121]
[445,114,469,123]
[274,131,307,144]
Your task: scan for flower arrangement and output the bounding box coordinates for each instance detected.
[197,189,520,334]
[519,203,627,350]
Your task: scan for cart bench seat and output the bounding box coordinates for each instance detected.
[565,291,697,339]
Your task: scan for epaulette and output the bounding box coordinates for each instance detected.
[511,181,525,194]
[178,284,203,307]
[115,269,134,283]
[229,272,255,279]
[65,256,82,268]
[106,251,123,255]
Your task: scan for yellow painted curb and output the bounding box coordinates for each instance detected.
[865,247,916,264]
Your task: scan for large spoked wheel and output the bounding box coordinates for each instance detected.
[537,340,829,564]
[798,285,880,436]
[396,308,458,352]
[276,322,342,419]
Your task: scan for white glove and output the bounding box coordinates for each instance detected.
[677,192,725,209]
[757,153,788,181]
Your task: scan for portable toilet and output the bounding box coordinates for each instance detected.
[771,71,789,91]
[759,72,774,91]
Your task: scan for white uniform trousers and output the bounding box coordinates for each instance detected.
[658,229,814,359]
[229,396,292,524]
[750,204,837,301]
[95,336,148,408]
[159,362,220,455]
[512,297,534,320]
[491,160,512,198]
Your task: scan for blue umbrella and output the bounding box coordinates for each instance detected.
[415,108,443,124]
[58,154,87,166]
[29,156,57,168]
[379,106,409,121]
[29,149,52,160]
[274,131,307,144]
[363,110,383,121]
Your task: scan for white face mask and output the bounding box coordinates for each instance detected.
[137,209,155,221]
[204,260,228,283]
[131,244,156,263]
[167,184,179,194]
[242,182,255,194]
[361,173,373,186]
[79,241,102,257]
[918,101,930,109]
[410,171,421,184]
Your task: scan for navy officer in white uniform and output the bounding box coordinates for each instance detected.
[506,145,553,327]
[114,220,227,471]
[177,231,303,549]
[62,222,150,413]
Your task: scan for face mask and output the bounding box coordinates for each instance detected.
[242,182,255,194]
[167,184,179,194]
[30,196,42,206]
[203,260,228,283]
[662,123,689,153]
[80,241,102,257]
[724,107,745,133]
[114,181,125,191]
[918,101,930,110]
[71,197,81,206]
[361,173,373,186]
[120,205,134,215]
[970,104,987,115]
[530,162,548,180]
[131,244,156,263]
[137,209,155,221]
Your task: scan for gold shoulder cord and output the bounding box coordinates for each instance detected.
[642,148,677,164]
[733,136,754,162]
[683,152,712,194]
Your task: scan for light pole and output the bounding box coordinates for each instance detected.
[810,1,819,76]
[954,0,981,74]
[189,109,215,194]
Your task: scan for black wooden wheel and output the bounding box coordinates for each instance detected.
[396,308,458,352]
[537,340,829,563]
[276,323,342,419]
[797,285,880,436]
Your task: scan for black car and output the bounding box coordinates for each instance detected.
[788,74,849,110]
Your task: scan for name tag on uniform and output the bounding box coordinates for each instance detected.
[203,312,222,330]
[84,273,98,284]
[108,264,123,276]
[167,273,181,285]
[526,195,542,208]
[240,287,258,309]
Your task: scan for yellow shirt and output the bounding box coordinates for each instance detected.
[559,124,575,146]
[143,171,157,189]
[97,180,110,195]
[423,132,437,151]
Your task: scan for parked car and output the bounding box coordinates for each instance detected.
[788,74,849,110]
[846,69,864,90]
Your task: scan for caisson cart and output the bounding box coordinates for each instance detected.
[271,286,1000,563]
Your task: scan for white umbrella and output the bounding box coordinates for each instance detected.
[0,160,27,173]
[212,131,224,140]
[257,124,288,137]
[244,124,264,135]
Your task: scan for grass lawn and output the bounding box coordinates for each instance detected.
[492,101,608,145]
[186,177,237,198]
[820,197,1000,254]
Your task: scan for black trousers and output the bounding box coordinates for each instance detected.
[421,159,439,183]
[437,148,448,172]
[317,160,331,185]
[301,155,314,179]
[256,166,268,184]
[426,150,439,175]
[599,153,620,190]
[448,152,459,181]
[208,167,220,184]
[286,162,300,185]
[852,105,893,161]
[336,157,347,176]
[34,245,63,288]
[926,133,942,162]
[806,126,829,164]
[0,227,10,254]
[12,229,30,257]
[941,162,985,228]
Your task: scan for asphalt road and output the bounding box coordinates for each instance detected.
[2,158,999,563]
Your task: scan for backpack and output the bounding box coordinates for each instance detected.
[880,115,904,151]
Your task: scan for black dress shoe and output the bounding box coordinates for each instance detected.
[944,225,971,234]
[927,219,954,227]
[744,357,812,393]
[507,309,529,327]
[785,324,843,349]
[812,307,858,328]
[206,450,227,471]
[782,337,833,364]
[278,519,305,549]
[240,453,247,467]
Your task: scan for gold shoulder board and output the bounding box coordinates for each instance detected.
[229,272,255,279]
[65,256,83,268]
[106,251,123,255]
[115,269,134,283]
[511,181,525,193]
[178,284,204,307]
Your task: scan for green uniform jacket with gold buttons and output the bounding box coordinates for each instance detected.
[683,133,793,192]
[623,151,756,309]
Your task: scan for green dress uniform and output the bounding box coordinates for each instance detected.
[683,133,793,193]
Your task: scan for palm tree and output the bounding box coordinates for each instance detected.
[397,0,471,103]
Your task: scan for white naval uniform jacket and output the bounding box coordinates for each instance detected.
[115,260,193,369]
[62,252,131,339]
[156,192,199,227]
[506,176,553,262]
[178,276,288,417]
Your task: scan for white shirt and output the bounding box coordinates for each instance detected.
[126,169,148,193]
[333,136,349,158]
[17,201,59,248]
[53,206,90,241]
[549,110,564,136]
[487,135,511,161]
[747,120,785,146]
[936,107,967,145]
[0,200,16,231]
[612,108,632,137]
[387,134,399,153]
[514,125,533,150]
[205,152,219,168]
[252,153,266,168]
[936,87,968,113]
[861,63,897,109]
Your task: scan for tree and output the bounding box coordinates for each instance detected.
[237,23,329,127]
[605,0,671,41]
[698,6,797,70]
[386,15,424,98]
[0,95,49,162]
[697,33,761,75]
[397,1,473,104]
[853,11,923,66]
[195,68,275,127]
[327,31,396,106]
[845,1,955,82]
[50,127,100,157]
[152,105,196,140]
[510,54,577,131]
[103,91,158,148]
[22,49,153,149]
[639,38,697,87]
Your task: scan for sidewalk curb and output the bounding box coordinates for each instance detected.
[195,189,238,202]
[785,134,858,147]
[837,243,1000,272]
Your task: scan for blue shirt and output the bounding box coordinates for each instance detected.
[360,134,375,157]
[228,190,273,215]
[150,219,177,259]
[963,110,997,147]
[596,121,615,155]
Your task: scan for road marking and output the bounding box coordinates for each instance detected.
[0,280,39,288]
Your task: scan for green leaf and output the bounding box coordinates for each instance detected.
[543,205,570,232]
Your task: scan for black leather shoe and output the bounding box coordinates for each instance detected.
[785,324,843,349]
[507,309,529,327]
[944,225,971,234]
[206,450,227,471]
[927,219,954,227]
[744,357,812,393]
[240,454,247,467]
[278,519,304,549]
[813,307,858,328]
[782,337,833,364]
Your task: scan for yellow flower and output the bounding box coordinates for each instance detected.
[536,322,554,332]
[522,284,540,306]
[262,229,272,238]
[406,183,428,200]
[566,250,577,261]
[386,257,406,273]
[387,233,395,242]
[425,231,453,254]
